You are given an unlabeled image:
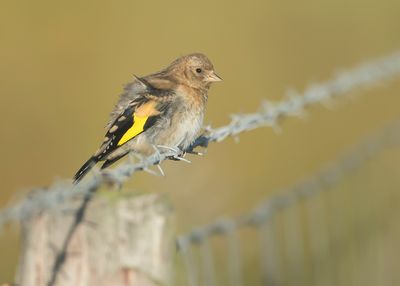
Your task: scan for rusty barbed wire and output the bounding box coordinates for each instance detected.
[1,51,400,229]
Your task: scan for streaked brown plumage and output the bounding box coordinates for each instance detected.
[74,53,221,183]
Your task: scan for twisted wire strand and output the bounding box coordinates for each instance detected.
[1,52,400,229]
[176,120,400,251]
[175,120,400,286]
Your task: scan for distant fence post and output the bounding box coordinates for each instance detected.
[15,193,175,286]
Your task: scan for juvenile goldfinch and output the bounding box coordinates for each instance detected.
[73,53,221,183]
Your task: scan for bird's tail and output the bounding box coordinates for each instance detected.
[73,157,97,183]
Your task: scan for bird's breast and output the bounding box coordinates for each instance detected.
[168,102,204,149]
[149,93,205,150]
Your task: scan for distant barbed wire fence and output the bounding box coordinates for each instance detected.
[175,120,400,286]
[2,51,400,285]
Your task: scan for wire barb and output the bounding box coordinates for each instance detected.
[1,51,400,229]
[176,121,400,286]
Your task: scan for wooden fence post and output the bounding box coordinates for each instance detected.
[15,193,175,286]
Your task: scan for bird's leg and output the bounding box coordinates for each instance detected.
[155,145,192,163]
[156,145,181,154]
[156,145,181,159]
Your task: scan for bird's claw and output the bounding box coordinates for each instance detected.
[171,155,191,163]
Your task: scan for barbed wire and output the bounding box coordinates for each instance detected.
[1,51,400,229]
[176,120,400,286]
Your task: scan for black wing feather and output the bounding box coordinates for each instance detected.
[73,157,96,183]
[95,106,136,161]
[73,78,173,183]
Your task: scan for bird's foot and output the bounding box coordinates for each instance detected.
[155,145,181,154]
[154,145,200,163]
[169,153,191,163]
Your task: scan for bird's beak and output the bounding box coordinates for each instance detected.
[207,71,223,82]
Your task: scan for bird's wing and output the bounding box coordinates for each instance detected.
[107,75,173,129]
[94,80,174,161]
[73,76,174,182]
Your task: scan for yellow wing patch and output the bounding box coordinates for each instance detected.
[117,115,148,146]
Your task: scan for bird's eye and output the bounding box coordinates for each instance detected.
[196,68,202,73]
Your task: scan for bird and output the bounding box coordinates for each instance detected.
[73,53,222,183]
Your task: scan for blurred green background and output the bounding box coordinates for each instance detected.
[1,0,400,283]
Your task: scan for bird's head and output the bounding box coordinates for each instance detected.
[168,53,222,90]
